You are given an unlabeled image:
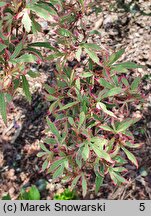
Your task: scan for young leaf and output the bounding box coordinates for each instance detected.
[121,146,138,168]
[0,92,7,124]
[22,75,31,102]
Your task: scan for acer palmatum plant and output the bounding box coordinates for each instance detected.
[0,0,145,197]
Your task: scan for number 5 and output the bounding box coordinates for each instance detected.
[139,203,145,211]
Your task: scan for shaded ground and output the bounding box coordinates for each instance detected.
[0,1,151,199]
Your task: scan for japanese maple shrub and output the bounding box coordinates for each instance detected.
[0,1,144,197]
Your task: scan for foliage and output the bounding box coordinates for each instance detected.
[2,185,40,200]
[53,189,77,200]
[0,0,145,197]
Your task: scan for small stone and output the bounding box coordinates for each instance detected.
[47,183,55,192]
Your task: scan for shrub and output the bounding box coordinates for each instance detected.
[0,0,145,197]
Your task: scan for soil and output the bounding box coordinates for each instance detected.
[0,0,151,200]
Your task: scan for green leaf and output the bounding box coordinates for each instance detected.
[22,75,31,102]
[27,70,40,78]
[30,5,54,21]
[0,92,7,124]
[124,141,143,148]
[80,72,93,78]
[46,118,62,141]
[46,52,64,60]
[68,117,75,126]
[28,42,56,51]
[116,118,134,133]
[59,101,79,111]
[22,11,32,33]
[37,2,58,16]
[75,47,82,62]
[0,43,7,52]
[31,18,42,33]
[122,78,129,87]
[95,175,104,194]
[99,78,114,89]
[28,186,40,200]
[71,175,81,190]
[114,62,144,69]
[96,102,117,118]
[84,48,100,64]
[109,170,127,185]
[58,28,72,37]
[44,84,55,94]
[99,125,114,132]
[48,158,66,173]
[112,167,127,172]
[131,77,141,90]
[2,193,11,200]
[113,155,127,165]
[111,65,128,74]
[15,54,37,63]
[78,111,85,129]
[82,143,89,161]
[81,43,100,51]
[42,160,48,171]
[0,2,7,7]
[53,164,64,179]
[108,48,125,65]
[121,146,138,168]
[82,174,87,197]
[37,152,46,157]
[39,143,50,153]
[101,87,123,99]
[90,143,113,163]
[10,41,23,60]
